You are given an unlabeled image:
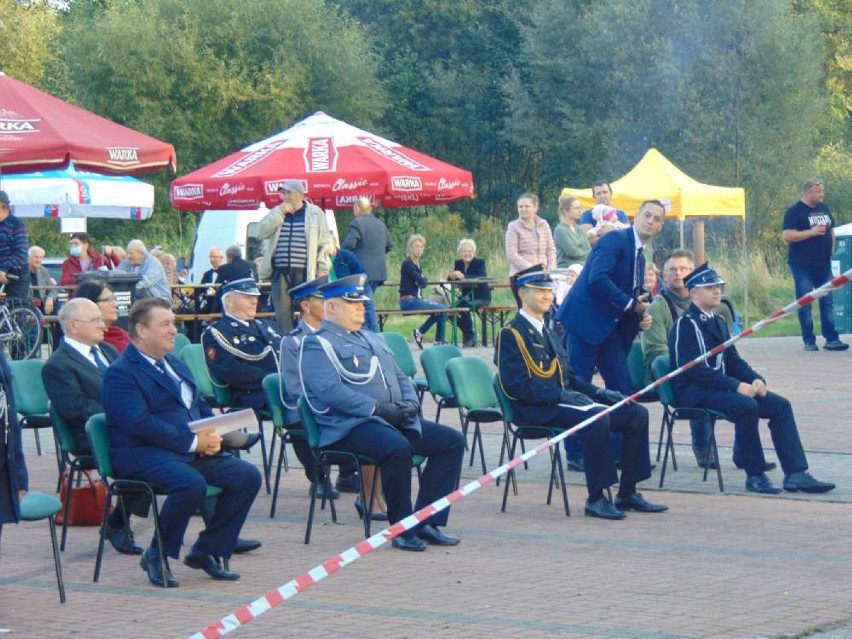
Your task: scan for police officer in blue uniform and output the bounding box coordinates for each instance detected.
[299,274,465,551]
[670,263,835,494]
[279,276,361,500]
[496,265,667,519]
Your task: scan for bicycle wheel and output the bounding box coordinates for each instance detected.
[2,306,43,360]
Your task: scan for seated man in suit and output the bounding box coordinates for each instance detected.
[299,274,465,551]
[43,298,143,555]
[103,298,262,587]
[670,263,835,495]
[496,265,667,519]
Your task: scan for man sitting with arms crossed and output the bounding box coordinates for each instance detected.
[496,265,667,519]
[670,263,835,495]
[103,298,262,587]
[43,298,143,554]
[299,274,464,550]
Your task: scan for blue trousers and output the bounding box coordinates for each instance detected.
[694,390,808,477]
[790,262,839,345]
[130,454,261,559]
[328,419,464,537]
[400,297,447,342]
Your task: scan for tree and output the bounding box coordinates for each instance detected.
[0,0,62,86]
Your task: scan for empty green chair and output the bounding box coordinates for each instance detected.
[419,344,462,422]
[19,491,66,603]
[9,359,56,459]
[262,373,307,518]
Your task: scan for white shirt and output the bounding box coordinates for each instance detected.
[519,309,545,335]
[63,336,104,371]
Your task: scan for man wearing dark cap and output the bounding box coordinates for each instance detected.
[256,180,333,329]
[670,263,835,494]
[0,190,30,300]
[299,274,465,550]
[279,276,361,499]
[496,265,667,519]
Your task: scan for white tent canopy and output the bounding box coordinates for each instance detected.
[0,164,154,219]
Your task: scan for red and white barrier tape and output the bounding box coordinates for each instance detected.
[186,267,852,639]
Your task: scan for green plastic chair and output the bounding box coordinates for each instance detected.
[652,355,726,491]
[492,375,570,516]
[9,359,56,459]
[378,331,428,403]
[85,413,224,585]
[627,340,659,403]
[19,491,65,603]
[419,344,462,422]
[169,332,192,357]
[445,357,503,474]
[49,401,96,551]
[262,373,307,518]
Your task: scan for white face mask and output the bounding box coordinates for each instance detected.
[70,246,83,257]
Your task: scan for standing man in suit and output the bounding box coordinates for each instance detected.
[299,274,464,551]
[197,246,223,314]
[341,196,393,293]
[670,263,835,495]
[496,266,666,519]
[43,298,143,555]
[103,298,261,588]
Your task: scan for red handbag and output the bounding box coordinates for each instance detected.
[55,470,109,526]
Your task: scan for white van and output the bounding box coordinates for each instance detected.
[187,208,269,282]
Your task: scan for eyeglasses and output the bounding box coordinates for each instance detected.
[97,295,116,304]
[75,317,106,325]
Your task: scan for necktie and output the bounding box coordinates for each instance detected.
[635,246,645,292]
[91,346,109,373]
[155,360,181,393]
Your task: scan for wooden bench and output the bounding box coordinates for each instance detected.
[375,307,465,334]
[474,305,518,346]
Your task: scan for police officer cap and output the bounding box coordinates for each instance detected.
[0,191,10,206]
[515,264,554,290]
[288,275,328,301]
[317,274,371,301]
[220,277,261,296]
[683,262,726,290]
[278,179,306,194]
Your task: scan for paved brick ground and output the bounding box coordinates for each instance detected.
[1,335,850,638]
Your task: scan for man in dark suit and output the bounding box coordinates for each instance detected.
[197,246,223,314]
[497,266,666,519]
[43,298,144,555]
[299,274,464,551]
[103,298,262,588]
[555,200,666,468]
[341,197,393,292]
[670,263,835,495]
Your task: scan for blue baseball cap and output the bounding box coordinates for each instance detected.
[288,275,328,301]
[684,262,726,290]
[515,265,554,290]
[220,277,260,296]
[317,274,371,302]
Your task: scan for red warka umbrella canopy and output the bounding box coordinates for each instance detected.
[0,72,176,175]
[170,111,474,211]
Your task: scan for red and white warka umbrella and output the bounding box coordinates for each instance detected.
[0,72,176,175]
[170,111,474,211]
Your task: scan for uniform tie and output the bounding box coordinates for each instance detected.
[155,359,181,393]
[91,346,109,373]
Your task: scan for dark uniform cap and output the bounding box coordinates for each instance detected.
[683,262,726,290]
[317,274,371,301]
[288,275,329,300]
[220,277,261,296]
[515,264,554,290]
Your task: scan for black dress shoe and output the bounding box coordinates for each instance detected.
[392,536,427,551]
[105,522,144,555]
[184,547,240,581]
[584,495,626,520]
[733,455,776,472]
[745,473,782,494]
[783,471,835,494]
[354,498,388,522]
[335,473,361,493]
[232,538,262,554]
[312,483,340,500]
[415,524,460,546]
[140,548,179,587]
[614,492,668,513]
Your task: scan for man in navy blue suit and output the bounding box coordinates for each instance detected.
[103,298,261,588]
[555,200,666,466]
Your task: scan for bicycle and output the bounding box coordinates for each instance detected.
[0,275,44,360]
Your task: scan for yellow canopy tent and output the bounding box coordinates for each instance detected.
[561,148,749,316]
